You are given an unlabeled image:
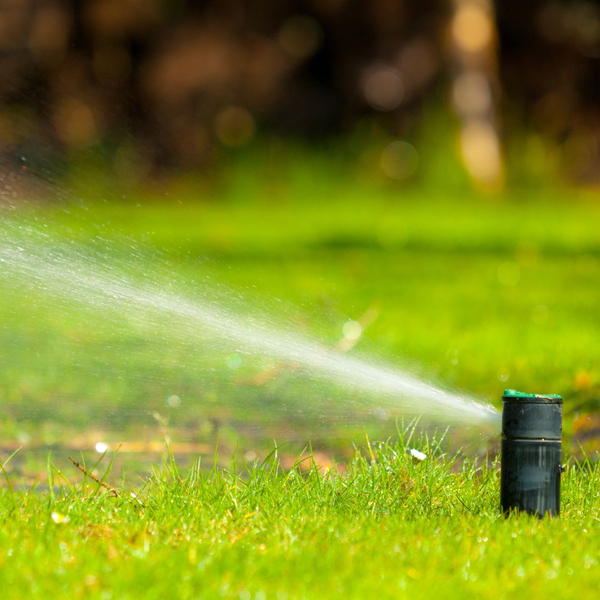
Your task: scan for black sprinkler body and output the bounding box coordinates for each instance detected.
[500,389,563,517]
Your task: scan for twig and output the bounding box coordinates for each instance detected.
[69,456,119,498]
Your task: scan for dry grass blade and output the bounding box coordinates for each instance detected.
[69,456,119,498]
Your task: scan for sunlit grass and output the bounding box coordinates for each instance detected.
[2,171,600,459]
[1,439,599,599]
[1,144,600,598]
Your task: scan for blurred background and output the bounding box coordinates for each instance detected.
[1,0,599,188]
[1,1,600,479]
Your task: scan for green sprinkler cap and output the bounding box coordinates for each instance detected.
[503,389,562,401]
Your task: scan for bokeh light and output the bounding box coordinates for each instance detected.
[215,107,256,148]
[459,119,503,187]
[381,141,419,180]
[277,15,323,60]
[452,2,494,54]
[497,261,521,287]
[53,99,98,148]
[95,442,109,453]
[452,71,492,116]
[363,67,404,112]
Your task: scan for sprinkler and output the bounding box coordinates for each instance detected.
[501,389,563,517]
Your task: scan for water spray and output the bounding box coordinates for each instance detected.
[501,389,563,517]
[0,230,501,429]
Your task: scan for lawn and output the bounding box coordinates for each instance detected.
[1,150,600,463]
[0,438,599,599]
[1,146,600,597]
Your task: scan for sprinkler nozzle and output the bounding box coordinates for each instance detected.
[500,389,563,517]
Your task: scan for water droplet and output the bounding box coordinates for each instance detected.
[446,348,459,366]
[343,320,362,340]
[373,407,389,420]
[226,353,242,370]
[167,394,181,408]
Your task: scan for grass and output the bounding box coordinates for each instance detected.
[1,438,599,599]
[1,141,600,597]
[2,149,600,462]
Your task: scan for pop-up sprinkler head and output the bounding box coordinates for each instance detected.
[501,389,563,517]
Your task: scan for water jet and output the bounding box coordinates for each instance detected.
[501,389,563,517]
[0,226,501,433]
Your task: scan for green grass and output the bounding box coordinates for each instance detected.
[1,439,599,599]
[2,159,600,461]
[2,143,600,597]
